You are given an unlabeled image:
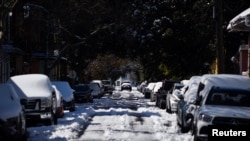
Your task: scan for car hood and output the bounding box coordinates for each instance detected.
[200,105,250,118]
[7,74,53,99]
[51,81,74,102]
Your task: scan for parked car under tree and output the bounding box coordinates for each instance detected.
[51,81,75,112]
[7,74,58,126]
[73,83,94,103]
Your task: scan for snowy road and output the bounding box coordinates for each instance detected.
[27,89,194,141]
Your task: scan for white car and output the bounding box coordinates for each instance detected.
[144,82,156,99]
[91,80,105,96]
[52,85,64,118]
[192,74,250,141]
[7,74,58,125]
[150,81,162,102]
[88,82,102,98]
[51,81,75,112]
[121,80,132,91]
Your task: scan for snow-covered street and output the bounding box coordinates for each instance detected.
[27,89,194,141]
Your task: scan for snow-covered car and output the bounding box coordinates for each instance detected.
[166,89,182,113]
[102,80,113,94]
[192,74,250,141]
[138,80,147,93]
[51,81,75,112]
[0,83,27,140]
[121,80,132,91]
[150,81,162,102]
[91,80,105,96]
[52,85,64,118]
[165,82,184,113]
[7,74,58,125]
[144,82,156,99]
[176,76,201,133]
[88,82,102,98]
[193,86,250,141]
[73,83,94,103]
[177,87,198,133]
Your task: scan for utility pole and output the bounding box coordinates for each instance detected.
[215,0,224,74]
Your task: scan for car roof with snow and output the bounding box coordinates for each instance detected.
[198,74,250,98]
[7,74,54,99]
[51,81,74,102]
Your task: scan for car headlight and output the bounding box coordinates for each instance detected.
[41,98,51,108]
[198,114,212,122]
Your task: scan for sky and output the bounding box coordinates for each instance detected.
[27,87,194,141]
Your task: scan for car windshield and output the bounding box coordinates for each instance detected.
[89,83,100,90]
[102,80,111,85]
[205,90,250,107]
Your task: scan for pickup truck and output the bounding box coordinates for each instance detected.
[7,74,58,125]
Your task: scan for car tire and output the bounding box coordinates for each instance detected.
[180,116,189,133]
[159,100,166,109]
[15,115,27,141]
[69,106,75,112]
[166,99,171,113]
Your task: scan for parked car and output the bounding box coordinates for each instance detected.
[144,82,156,99]
[176,76,201,133]
[88,82,102,98]
[51,81,75,112]
[52,85,64,118]
[73,83,94,103]
[102,80,113,94]
[192,74,250,141]
[7,74,58,125]
[176,84,198,133]
[0,83,27,141]
[121,80,132,91]
[165,81,183,112]
[91,80,105,96]
[150,81,163,102]
[138,80,147,94]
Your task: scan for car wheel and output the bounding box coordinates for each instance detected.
[155,98,159,107]
[54,112,58,125]
[181,115,189,133]
[159,100,166,109]
[15,115,27,141]
[52,96,58,125]
[166,100,171,113]
[69,105,75,112]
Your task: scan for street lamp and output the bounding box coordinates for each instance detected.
[8,12,12,43]
[23,3,50,74]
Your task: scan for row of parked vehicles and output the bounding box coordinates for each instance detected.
[0,73,113,140]
[139,74,250,141]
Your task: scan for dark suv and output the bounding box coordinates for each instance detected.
[192,86,250,141]
[155,80,180,109]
